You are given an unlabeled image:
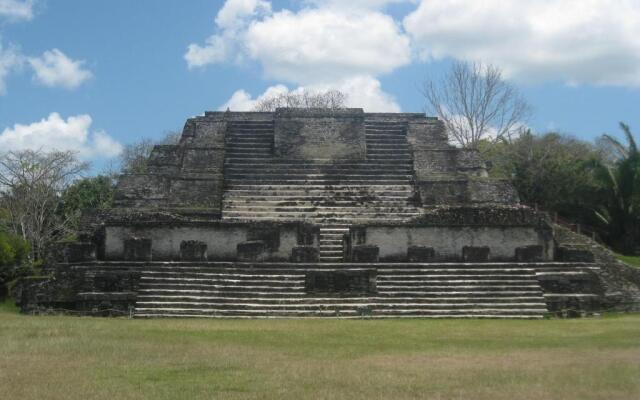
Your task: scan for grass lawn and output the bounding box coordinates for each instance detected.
[617,254,640,268]
[0,302,639,400]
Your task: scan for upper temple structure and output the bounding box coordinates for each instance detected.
[16,108,640,318]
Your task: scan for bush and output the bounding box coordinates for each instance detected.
[0,232,31,300]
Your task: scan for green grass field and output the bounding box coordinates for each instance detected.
[617,254,640,268]
[1,302,639,400]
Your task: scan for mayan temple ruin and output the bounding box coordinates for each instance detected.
[16,108,640,318]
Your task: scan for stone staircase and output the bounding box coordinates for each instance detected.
[130,262,601,319]
[222,119,420,223]
[318,225,349,262]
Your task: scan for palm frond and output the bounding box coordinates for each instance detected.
[601,133,628,159]
[619,122,637,155]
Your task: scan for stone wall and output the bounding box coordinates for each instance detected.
[360,225,550,262]
[113,114,231,213]
[14,263,141,316]
[274,108,366,161]
[104,221,314,261]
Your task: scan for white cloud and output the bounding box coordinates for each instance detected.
[0,0,33,21]
[190,1,409,112]
[185,1,411,84]
[215,0,271,30]
[0,113,123,159]
[404,0,640,86]
[185,0,271,68]
[28,49,92,89]
[220,84,288,111]
[220,75,400,112]
[245,8,411,84]
[0,42,22,95]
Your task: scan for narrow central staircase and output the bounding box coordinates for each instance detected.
[221,119,420,224]
[131,262,600,319]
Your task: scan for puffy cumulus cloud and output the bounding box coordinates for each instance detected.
[28,49,92,89]
[219,84,288,111]
[215,0,271,30]
[404,0,640,86]
[186,1,411,84]
[0,42,22,95]
[220,75,400,112]
[0,113,123,159]
[0,0,33,21]
[245,8,411,84]
[185,0,271,68]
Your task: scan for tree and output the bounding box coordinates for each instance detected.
[119,131,181,174]
[0,150,88,260]
[422,61,531,148]
[590,123,640,253]
[252,89,347,112]
[482,131,601,224]
[60,175,116,229]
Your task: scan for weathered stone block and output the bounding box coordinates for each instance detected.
[515,245,543,262]
[412,148,457,180]
[456,149,488,176]
[416,180,467,205]
[407,246,436,262]
[169,176,223,210]
[180,240,207,261]
[462,246,490,262]
[291,246,319,262]
[352,245,379,262]
[274,108,366,161]
[64,242,97,263]
[113,175,170,208]
[237,241,268,261]
[305,270,377,295]
[147,145,182,174]
[247,224,280,251]
[556,246,595,262]
[468,179,519,204]
[123,238,152,261]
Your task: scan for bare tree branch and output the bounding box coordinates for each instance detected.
[252,89,347,112]
[422,61,531,148]
[0,150,88,260]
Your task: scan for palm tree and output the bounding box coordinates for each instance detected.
[592,123,640,253]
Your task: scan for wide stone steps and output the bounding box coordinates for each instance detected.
[131,262,558,318]
[222,120,416,223]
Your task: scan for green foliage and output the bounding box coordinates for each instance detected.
[0,231,31,299]
[62,175,115,216]
[0,231,30,267]
[616,254,640,268]
[482,131,601,224]
[590,123,640,253]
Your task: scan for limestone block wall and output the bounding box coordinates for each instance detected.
[274,108,366,161]
[104,222,306,261]
[114,115,228,212]
[362,226,550,262]
[405,116,519,206]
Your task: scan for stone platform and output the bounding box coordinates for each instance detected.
[16,108,640,317]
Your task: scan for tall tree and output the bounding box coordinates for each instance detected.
[590,123,640,253]
[422,61,531,148]
[482,130,604,232]
[60,175,116,230]
[0,150,88,260]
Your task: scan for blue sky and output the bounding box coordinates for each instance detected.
[0,0,639,171]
